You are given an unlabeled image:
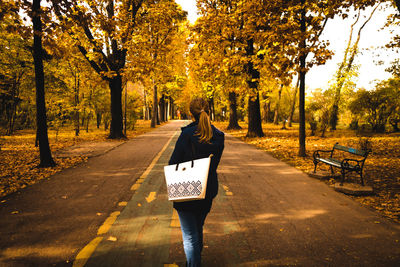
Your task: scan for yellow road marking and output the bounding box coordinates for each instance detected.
[130,183,141,191]
[145,192,157,203]
[74,130,178,266]
[97,211,120,235]
[170,209,180,228]
[136,178,145,184]
[222,184,233,196]
[130,132,176,191]
[72,237,103,267]
[139,132,177,179]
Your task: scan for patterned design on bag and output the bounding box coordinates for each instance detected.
[167,180,203,198]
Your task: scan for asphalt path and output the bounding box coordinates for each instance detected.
[1,120,400,266]
[0,121,182,266]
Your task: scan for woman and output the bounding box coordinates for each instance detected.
[168,97,225,267]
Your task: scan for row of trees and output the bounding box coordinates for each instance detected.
[187,0,400,157]
[1,0,189,166]
[2,0,400,167]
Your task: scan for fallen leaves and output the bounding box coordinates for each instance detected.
[0,120,154,199]
[214,121,400,224]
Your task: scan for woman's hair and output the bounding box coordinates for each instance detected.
[190,97,212,143]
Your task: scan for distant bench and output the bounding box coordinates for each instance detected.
[312,143,370,186]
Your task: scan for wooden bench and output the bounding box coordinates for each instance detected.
[312,143,370,186]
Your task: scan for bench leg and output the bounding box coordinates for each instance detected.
[340,169,345,186]
[359,171,365,186]
[313,162,318,173]
[330,165,334,175]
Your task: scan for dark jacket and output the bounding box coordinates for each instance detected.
[168,121,225,211]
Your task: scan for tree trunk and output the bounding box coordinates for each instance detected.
[10,75,22,135]
[108,75,125,138]
[170,96,175,120]
[142,89,145,120]
[329,103,339,130]
[151,80,158,128]
[166,97,169,121]
[207,97,215,121]
[9,101,17,135]
[7,95,17,136]
[288,77,299,127]
[273,83,283,125]
[227,91,241,130]
[86,114,90,133]
[247,92,264,137]
[75,72,80,136]
[124,82,127,136]
[81,112,85,127]
[144,89,150,120]
[245,39,264,138]
[96,112,102,129]
[281,120,287,130]
[159,94,165,123]
[32,0,55,167]
[81,92,85,127]
[298,0,307,157]
[263,100,271,123]
[157,103,160,125]
[86,90,92,133]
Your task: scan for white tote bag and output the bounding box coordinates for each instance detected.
[164,154,213,202]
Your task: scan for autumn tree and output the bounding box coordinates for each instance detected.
[241,1,338,148]
[264,0,360,156]
[306,89,330,137]
[193,0,267,137]
[329,4,380,131]
[0,13,32,135]
[1,0,57,166]
[349,85,397,133]
[126,0,186,128]
[31,0,56,166]
[189,18,227,124]
[50,0,150,138]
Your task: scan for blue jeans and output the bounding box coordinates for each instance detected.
[177,209,210,267]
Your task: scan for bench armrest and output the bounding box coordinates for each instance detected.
[341,158,362,169]
[313,149,333,159]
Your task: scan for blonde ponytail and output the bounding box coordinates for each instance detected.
[189,98,213,143]
[197,111,212,143]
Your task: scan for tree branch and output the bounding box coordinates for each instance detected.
[122,0,144,45]
[77,45,106,79]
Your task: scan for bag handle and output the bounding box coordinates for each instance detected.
[175,137,195,171]
[174,136,214,171]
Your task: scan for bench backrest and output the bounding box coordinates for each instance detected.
[333,143,369,157]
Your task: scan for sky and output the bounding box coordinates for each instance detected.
[175,0,399,91]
